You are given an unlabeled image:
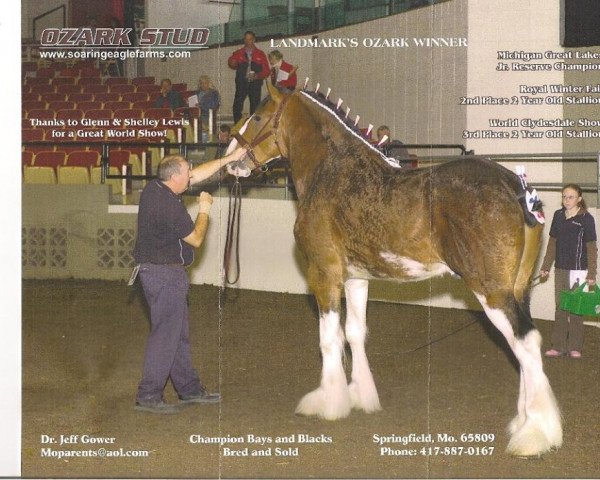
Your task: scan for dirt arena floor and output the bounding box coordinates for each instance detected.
[22,279,600,479]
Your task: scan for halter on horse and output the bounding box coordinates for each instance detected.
[227,81,562,457]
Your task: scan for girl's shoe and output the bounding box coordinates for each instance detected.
[545,349,563,357]
[569,350,582,358]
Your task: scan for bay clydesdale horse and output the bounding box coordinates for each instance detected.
[226,80,562,457]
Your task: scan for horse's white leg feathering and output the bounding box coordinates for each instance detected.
[475,294,562,457]
[344,278,381,413]
[295,310,351,420]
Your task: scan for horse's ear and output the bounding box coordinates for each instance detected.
[266,79,283,103]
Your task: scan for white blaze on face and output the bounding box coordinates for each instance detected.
[226,117,252,177]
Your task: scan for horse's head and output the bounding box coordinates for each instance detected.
[227,81,291,175]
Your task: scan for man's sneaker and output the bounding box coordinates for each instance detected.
[134,401,181,414]
[179,389,221,404]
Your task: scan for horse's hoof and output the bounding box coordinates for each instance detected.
[349,381,382,413]
[295,387,351,420]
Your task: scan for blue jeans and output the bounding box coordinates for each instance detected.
[136,264,202,403]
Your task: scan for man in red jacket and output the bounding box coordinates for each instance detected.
[227,31,270,123]
[267,50,298,91]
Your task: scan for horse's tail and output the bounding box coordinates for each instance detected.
[513,221,543,305]
[507,172,544,305]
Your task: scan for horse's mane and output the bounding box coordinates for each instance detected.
[298,89,401,169]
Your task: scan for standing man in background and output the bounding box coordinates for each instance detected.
[228,31,270,123]
[133,148,246,414]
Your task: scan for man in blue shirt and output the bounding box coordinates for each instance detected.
[133,148,245,414]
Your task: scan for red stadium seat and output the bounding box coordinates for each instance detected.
[56,84,83,95]
[26,109,55,120]
[77,77,103,86]
[42,93,68,103]
[132,100,153,110]
[59,68,79,77]
[136,84,161,95]
[76,101,103,111]
[105,77,130,86]
[85,109,113,121]
[35,67,55,78]
[83,84,109,95]
[22,129,44,142]
[30,84,55,95]
[51,77,76,86]
[172,83,187,93]
[22,150,34,167]
[94,92,120,103]
[108,149,131,168]
[69,92,94,103]
[25,77,50,86]
[48,101,75,111]
[21,92,40,102]
[121,92,149,103]
[104,101,130,111]
[79,67,101,78]
[66,150,100,168]
[113,108,142,120]
[22,100,46,111]
[109,84,135,94]
[132,76,155,85]
[56,109,84,121]
[145,108,172,120]
[34,151,66,168]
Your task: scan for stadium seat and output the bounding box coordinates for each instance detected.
[48,100,75,111]
[83,84,109,95]
[136,84,161,96]
[76,101,102,111]
[77,77,103,87]
[69,92,94,103]
[66,150,100,168]
[22,92,40,103]
[147,108,173,119]
[57,166,91,184]
[22,150,34,168]
[33,151,66,168]
[105,77,130,86]
[93,92,120,103]
[172,83,187,93]
[113,108,142,120]
[22,100,46,111]
[35,67,55,78]
[25,77,49,86]
[85,109,113,121]
[27,108,55,120]
[30,84,56,95]
[109,84,135,94]
[57,84,83,95]
[132,76,155,86]
[23,166,57,184]
[43,93,68,103]
[79,67,101,78]
[104,101,130,111]
[122,92,149,103]
[131,100,153,110]
[56,109,84,121]
[51,77,76,86]
[59,68,79,77]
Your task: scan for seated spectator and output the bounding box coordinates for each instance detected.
[267,50,298,91]
[192,75,221,128]
[216,124,232,157]
[153,78,185,109]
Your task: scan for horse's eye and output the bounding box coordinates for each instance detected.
[254,115,261,122]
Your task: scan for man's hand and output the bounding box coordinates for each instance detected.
[540,270,550,279]
[227,160,252,178]
[198,191,213,215]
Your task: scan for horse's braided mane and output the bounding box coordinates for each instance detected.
[298,88,401,168]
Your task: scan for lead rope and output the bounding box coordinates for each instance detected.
[223,177,242,285]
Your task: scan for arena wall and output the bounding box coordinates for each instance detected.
[23,185,594,322]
